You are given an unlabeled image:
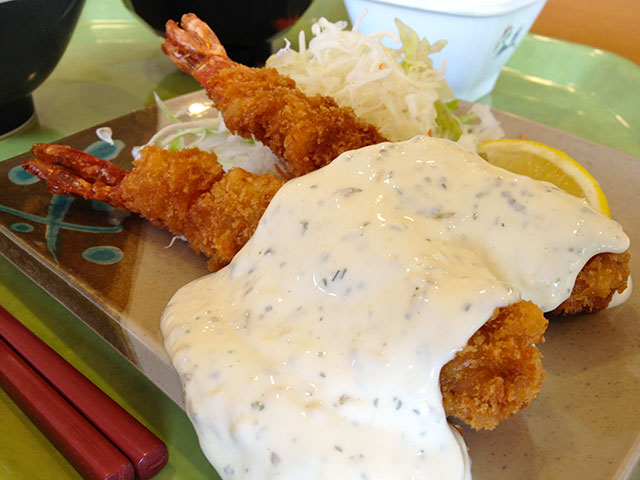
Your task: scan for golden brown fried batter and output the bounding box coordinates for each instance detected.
[552,251,631,315]
[163,13,387,178]
[116,146,283,269]
[117,146,224,233]
[200,65,388,177]
[441,300,548,430]
[186,168,284,270]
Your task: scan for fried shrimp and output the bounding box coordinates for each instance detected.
[24,143,284,270]
[22,143,548,429]
[442,301,548,430]
[162,13,387,177]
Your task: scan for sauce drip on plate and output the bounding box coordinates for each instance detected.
[161,136,629,479]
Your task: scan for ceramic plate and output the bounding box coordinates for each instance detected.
[1,90,638,479]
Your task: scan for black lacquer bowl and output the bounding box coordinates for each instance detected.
[0,0,85,137]
[124,0,311,66]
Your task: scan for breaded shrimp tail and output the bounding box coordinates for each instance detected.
[115,147,285,271]
[163,14,388,177]
[23,144,284,270]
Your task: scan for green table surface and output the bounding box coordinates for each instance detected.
[1,0,639,478]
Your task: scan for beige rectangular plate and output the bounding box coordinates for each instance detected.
[1,90,638,479]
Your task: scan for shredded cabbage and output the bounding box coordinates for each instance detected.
[135,105,283,177]
[267,15,504,149]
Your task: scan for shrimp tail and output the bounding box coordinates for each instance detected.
[23,144,130,209]
[162,13,233,78]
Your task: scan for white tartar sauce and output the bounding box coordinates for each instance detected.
[161,136,629,479]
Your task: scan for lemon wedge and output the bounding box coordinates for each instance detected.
[477,139,610,216]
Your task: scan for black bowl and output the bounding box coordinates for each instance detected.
[125,0,312,66]
[0,0,85,136]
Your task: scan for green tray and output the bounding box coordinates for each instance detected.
[1,0,638,479]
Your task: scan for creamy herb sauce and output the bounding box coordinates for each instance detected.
[161,136,629,479]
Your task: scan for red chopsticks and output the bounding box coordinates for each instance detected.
[0,305,168,479]
[0,337,134,479]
